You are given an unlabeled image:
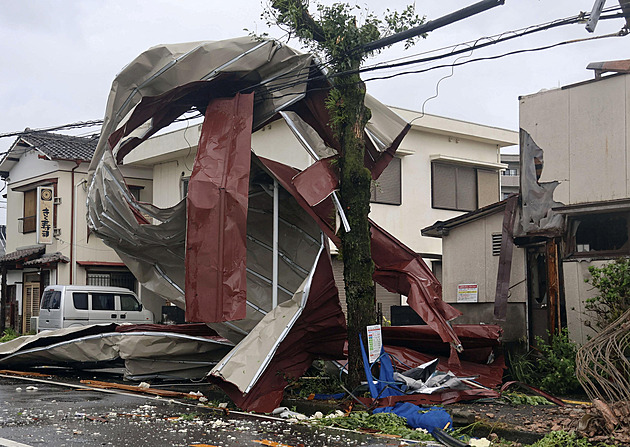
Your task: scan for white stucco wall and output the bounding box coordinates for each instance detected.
[128,109,517,257]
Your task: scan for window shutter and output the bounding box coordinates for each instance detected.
[432,163,457,209]
[370,157,401,205]
[456,167,477,211]
[23,189,37,233]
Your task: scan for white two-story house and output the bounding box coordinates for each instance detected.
[0,131,154,333]
[122,107,518,321]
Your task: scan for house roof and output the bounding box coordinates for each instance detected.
[421,195,517,238]
[0,131,98,176]
[24,252,69,266]
[0,246,69,267]
[15,131,98,161]
[0,246,45,265]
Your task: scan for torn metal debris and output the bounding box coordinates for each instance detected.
[0,324,233,380]
[83,36,468,411]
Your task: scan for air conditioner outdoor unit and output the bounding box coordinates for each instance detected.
[30,316,39,333]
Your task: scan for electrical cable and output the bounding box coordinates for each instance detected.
[251,29,626,106]
[251,8,627,101]
[1,7,626,143]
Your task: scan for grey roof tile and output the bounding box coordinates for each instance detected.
[24,252,69,266]
[0,246,45,264]
[19,131,98,162]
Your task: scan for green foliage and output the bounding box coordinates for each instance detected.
[315,411,434,441]
[584,258,630,331]
[264,1,424,70]
[287,360,345,398]
[501,391,551,406]
[179,412,199,421]
[507,329,582,395]
[383,6,426,49]
[529,430,615,447]
[0,328,19,343]
[264,1,375,69]
[534,329,582,395]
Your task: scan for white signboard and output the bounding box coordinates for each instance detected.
[366,324,382,363]
[457,284,478,303]
[37,186,54,245]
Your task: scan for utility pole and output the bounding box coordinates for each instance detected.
[361,0,505,53]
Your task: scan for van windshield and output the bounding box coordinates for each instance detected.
[120,294,141,311]
[41,290,61,309]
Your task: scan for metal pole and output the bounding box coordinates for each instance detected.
[0,264,6,333]
[272,180,279,309]
[362,0,505,53]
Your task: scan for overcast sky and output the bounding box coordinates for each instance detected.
[0,0,628,222]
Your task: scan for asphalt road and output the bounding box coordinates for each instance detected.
[0,374,424,447]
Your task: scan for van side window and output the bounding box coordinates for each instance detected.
[92,293,115,310]
[120,294,141,311]
[41,290,61,309]
[73,293,88,310]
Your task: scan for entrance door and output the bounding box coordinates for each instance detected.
[22,282,41,333]
[527,245,549,344]
[526,239,562,345]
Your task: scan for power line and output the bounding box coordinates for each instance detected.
[252,8,627,99]
[250,29,626,106]
[1,7,626,142]
[0,120,103,139]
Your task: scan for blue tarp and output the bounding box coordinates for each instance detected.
[374,402,452,433]
[360,336,453,434]
[359,336,403,398]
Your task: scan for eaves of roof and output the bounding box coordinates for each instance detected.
[421,195,517,238]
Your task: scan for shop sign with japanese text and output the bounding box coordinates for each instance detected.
[37,186,54,244]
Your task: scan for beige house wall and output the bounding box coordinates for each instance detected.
[437,210,527,341]
[520,74,629,205]
[519,73,630,345]
[441,212,527,304]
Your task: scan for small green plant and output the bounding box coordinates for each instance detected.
[179,412,198,421]
[507,329,582,396]
[0,328,19,343]
[501,391,551,406]
[533,329,582,395]
[584,258,630,331]
[506,346,537,384]
[529,430,615,447]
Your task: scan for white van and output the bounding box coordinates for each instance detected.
[38,285,154,331]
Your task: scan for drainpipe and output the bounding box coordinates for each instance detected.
[272,180,278,309]
[70,160,81,285]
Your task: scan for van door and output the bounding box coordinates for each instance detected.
[64,292,90,327]
[40,289,62,330]
[118,293,145,323]
[90,292,117,324]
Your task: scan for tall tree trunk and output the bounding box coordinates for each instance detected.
[336,71,377,389]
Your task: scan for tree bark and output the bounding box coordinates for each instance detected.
[337,71,377,389]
